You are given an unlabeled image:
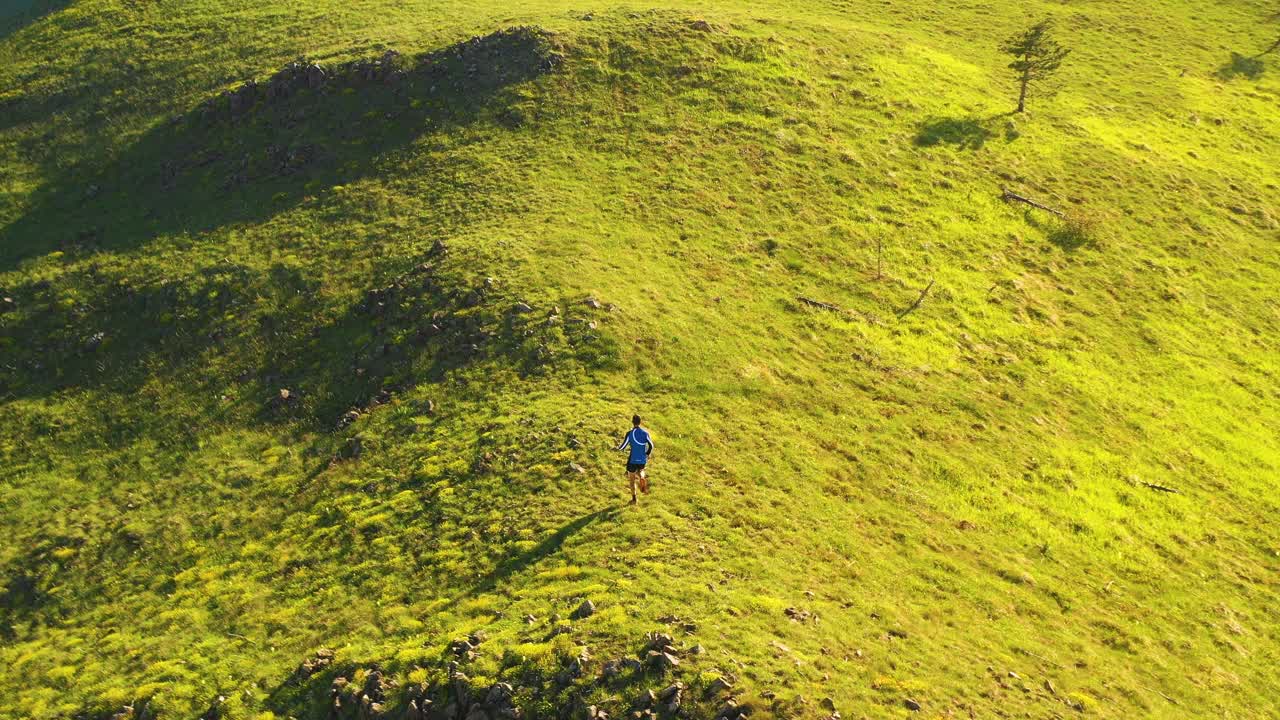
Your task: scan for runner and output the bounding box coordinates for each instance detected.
[616,414,654,504]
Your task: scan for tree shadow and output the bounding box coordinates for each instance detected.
[914,113,1015,150]
[0,26,561,271]
[1216,52,1265,80]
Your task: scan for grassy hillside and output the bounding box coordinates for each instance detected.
[2,0,1279,718]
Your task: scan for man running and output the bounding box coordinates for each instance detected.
[616,414,654,504]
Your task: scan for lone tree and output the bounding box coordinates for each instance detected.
[1001,19,1071,113]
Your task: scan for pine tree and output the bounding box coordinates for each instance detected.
[1001,19,1071,113]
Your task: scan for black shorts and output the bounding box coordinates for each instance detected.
[626,462,646,474]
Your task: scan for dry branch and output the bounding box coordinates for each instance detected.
[1001,187,1065,217]
[798,296,845,312]
[897,278,935,318]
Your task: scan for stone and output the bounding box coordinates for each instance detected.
[784,607,812,622]
[634,690,657,709]
[1044,679,1057,695]
[690,19,713,31]
[486,682,514,706]
[84,331,106,351]
[571,599,596,619]
[690,644,705,655]
[514,301,533,313]
[523,614,537,624]
[659,682,684,702]
[307,63,327,89]
[820,698,836,712]
[569,462,587,474]
[903,698,921,711]
[706,677,733,696]
[0,297,14,313]
[646,632,675,650]
[431,239,449,256]
[646,650,680,670]
[585,297,603,309]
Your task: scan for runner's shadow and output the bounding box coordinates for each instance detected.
[457,506,623,600]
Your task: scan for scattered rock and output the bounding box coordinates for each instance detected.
[569,462,587,474]
[633,689,657,709]
[903,698,921,711]
[571,599,596,619]
[689,19,713,31]
[585,297,603,309]
[523,614,537,624]
[706,677,733,696]
[784,607,812,622]
[431,239,449,256]
[820,698,836,712]
[1044,679,1056,695]
[645,650,680,670]
[0,297,13,313]
[514,301,533,313]
[957,520,976,531]
[689,644,705,655]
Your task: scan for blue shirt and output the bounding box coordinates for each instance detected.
[617,427,653,465]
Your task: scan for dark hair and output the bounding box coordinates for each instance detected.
[632,414,642,426]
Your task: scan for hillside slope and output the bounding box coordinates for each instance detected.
[2,1,1279,718]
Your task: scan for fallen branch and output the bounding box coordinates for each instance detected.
[1141,481,1179,494]
[1001,188,1065,217]
[226,632,257,644]
[1138,684,1179,706]
[797,296,845,313]
[897,278,935,319]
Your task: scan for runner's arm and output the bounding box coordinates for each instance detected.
[615,432,632,452]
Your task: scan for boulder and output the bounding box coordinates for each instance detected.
[705,677,733,696]
[571,599,596,619]
[903,698,921,711]
[307,63,327,89]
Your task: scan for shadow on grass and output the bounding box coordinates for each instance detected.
[1024,211,1095,251]
[914,112,1018,150]
[0,0,68,42]
[1216,52,1265,80]
[0,26,560,271]
[464,506,623,597]
[0,247,618,428]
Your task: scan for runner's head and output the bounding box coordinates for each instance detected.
[632,414,642,427]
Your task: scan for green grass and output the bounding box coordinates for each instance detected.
[2,0,1279,718]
